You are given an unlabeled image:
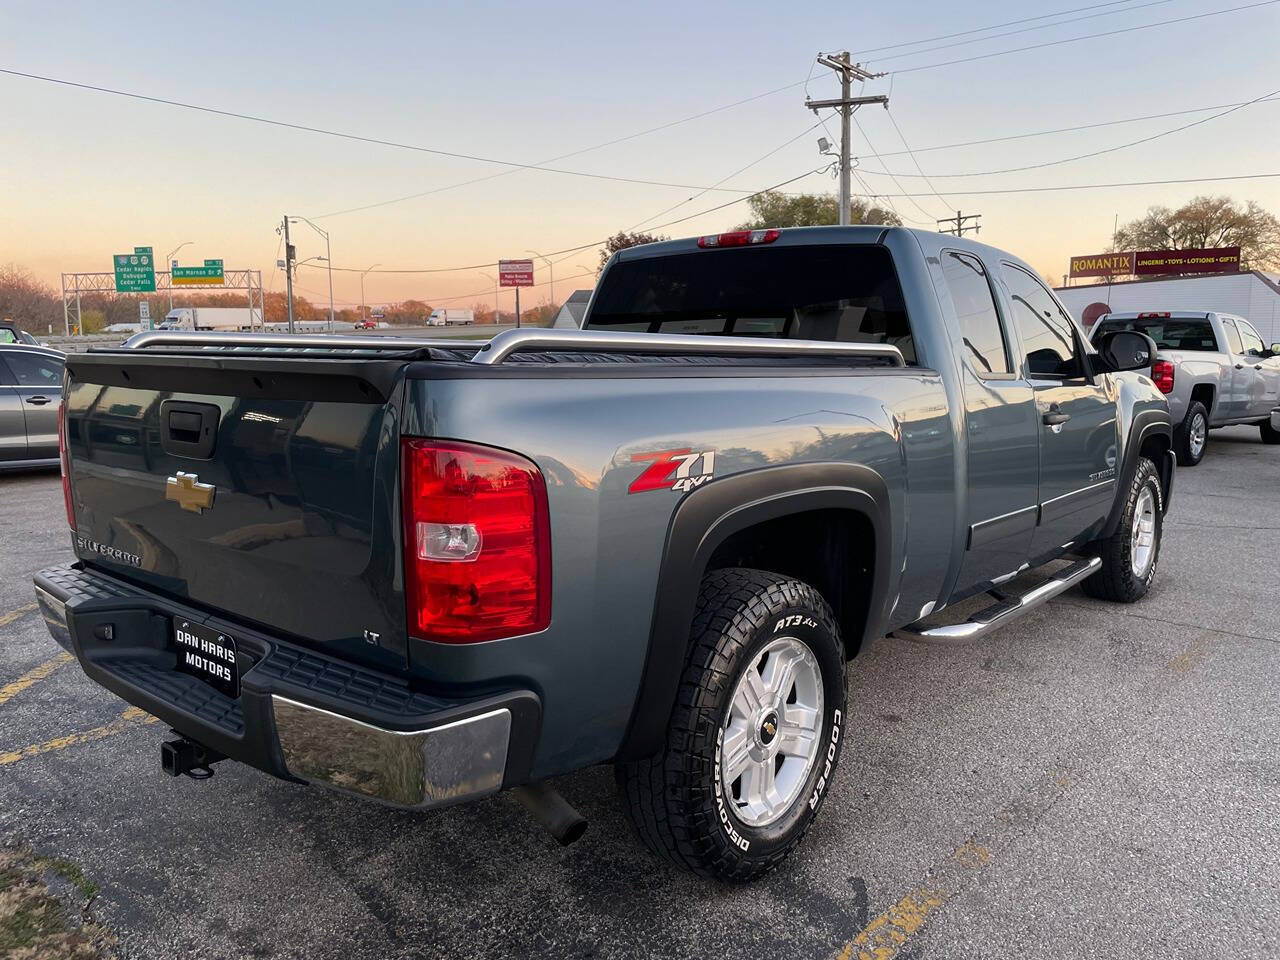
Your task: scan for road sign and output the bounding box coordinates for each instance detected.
[139,301,150,321]
[173,259,225,286]
[499,259,534,287]
[113,246,156,292]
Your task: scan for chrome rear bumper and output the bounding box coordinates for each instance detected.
[271,696,511,808]
[33,562,535,810]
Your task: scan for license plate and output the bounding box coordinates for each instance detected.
[173,619,239,698]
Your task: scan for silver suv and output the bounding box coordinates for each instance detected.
[0,344,64,469]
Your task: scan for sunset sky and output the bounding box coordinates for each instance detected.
[3,0,1279,313]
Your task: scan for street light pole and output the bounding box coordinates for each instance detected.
[360,264,381,325]
[480,272,499,324]
[527,249,553,319]
[164,240,193,315]
[288,216,334,333]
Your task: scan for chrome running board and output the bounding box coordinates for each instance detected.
[895,556,1102,644]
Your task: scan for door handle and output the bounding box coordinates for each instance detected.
[1235,363,1245,369]
[25,396,51,405]
[1255,364,1264,370]
[1043,405,1071,426]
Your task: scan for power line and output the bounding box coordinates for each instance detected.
[313,79,815,219]
[297,166,829,274]
[887,0,1280,75]
[871,0,1176,64]
[851,114,941,220]
[849,0,1146,56]
[884,110,953,209]
[856,86,1280,178]
[864,172,1280,198]
[0,67,794,196]
[862,96,1280,159]
[626,121,824,232]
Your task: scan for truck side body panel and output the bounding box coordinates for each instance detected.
[401,365,955,776]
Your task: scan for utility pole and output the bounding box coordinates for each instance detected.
[937,210,982,237]
[282,215,296,334]
[806,53,888,225]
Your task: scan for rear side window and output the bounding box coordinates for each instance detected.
[1093,318,1217,351]
[1001,265,1082,378]
[941,252,1008,376]
[587,245,917,364]
[1221,319,1244,354]
[0,352,63,387]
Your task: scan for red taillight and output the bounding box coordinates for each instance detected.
[1137,311,1171,319]
[401,439,550,644]
[1151,359,1175,394]
[697,229,780,248]
[58,400,75,531]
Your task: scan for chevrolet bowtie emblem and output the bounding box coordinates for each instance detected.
[166,472,215,513]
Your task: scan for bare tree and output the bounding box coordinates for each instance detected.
[1114,195,1280,270]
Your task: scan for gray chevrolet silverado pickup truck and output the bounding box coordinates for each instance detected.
[1090,310,1280,465]
[34,226,1173,880]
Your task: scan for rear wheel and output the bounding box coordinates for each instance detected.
[615,568,846,882]
[1261,418,1280,445]
[1174,401,1208,466]
[1082,456,1163,603]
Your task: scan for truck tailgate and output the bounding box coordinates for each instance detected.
[61,351,409,668]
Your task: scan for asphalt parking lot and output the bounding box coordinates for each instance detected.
[2,426,1277,960]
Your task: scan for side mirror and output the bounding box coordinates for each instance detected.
[1095,330,1157,373]
[1270,342,1280,358]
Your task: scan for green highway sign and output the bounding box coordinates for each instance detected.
[172,258,225,286]
[113,246,156,292]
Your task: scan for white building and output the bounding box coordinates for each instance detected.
[1055,270,1280,343]
[551,289,593,329]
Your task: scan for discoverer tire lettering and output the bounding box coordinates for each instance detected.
[615,567,847,882]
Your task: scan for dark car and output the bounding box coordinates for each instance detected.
[0,344,65,469]
[1,323,42,346]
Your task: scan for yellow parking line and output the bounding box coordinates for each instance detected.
[837,885,948,960]
[0,706,158,767]
[833,843,989,960]
[0,652,74,707]
[0,602,38,629]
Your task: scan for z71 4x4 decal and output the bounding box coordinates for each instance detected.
[628,448,716,494]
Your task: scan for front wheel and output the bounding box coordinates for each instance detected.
[615,568,846,882]
[1082,456,1163,603]
[1261,417,1280,445]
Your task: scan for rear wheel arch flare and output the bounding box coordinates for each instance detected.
[615,462,892,762]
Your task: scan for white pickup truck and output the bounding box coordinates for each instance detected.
[1091,311,1280,465]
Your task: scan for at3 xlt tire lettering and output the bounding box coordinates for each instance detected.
[615,568,847,882]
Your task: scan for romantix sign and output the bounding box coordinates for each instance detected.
[1069,252,1133,278]
[1069,246,1242,279]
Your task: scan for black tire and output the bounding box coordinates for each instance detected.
[1173,401,1209,466]
[615,568,847,882]
[1261,418,1280,445]
[1082,456,1163,603]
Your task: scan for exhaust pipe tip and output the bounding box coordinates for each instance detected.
[512,781,588,847]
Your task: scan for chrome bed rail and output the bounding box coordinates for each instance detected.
[117,328,907,367]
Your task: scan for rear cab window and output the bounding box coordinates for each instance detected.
[586,245,917,364]
[1093,317,1218,351]
[1221,318,1245,354]
[940,251,1010,377]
